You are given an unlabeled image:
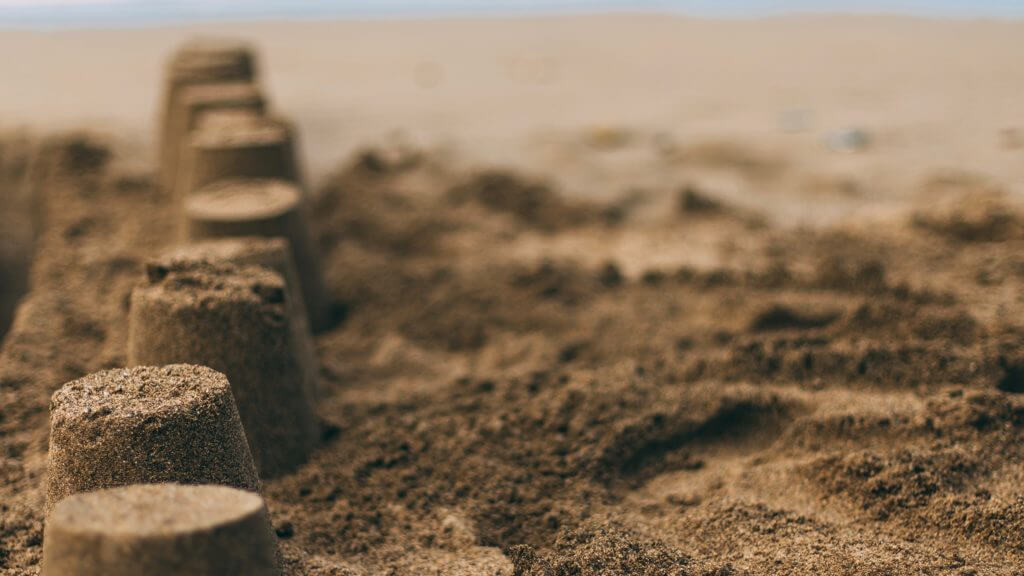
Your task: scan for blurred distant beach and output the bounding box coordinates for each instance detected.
[0,0,1022,28]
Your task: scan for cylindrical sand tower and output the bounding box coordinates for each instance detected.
[184,179,329,331]
[128,261,318,478]
[179,114,300,198]
[158,38,257,191]
[42,483,280,576]
[45,364,259,513]
[165,82,265,201]
[154,237,319,398]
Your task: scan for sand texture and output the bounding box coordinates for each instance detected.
[1,13,1024,576]
[46,364,260,512]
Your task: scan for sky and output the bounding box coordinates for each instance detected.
[0,0,1021,27]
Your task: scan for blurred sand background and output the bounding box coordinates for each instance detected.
[1,14,1022,225]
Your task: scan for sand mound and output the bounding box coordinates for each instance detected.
[508,520,690,576]
[447,170,596,232]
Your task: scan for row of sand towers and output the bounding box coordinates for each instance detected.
[40,39,328,575]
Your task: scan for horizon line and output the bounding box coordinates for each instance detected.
[2,1,1023,29]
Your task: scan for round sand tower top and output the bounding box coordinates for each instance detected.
[191,116,290,148]
[51,364,230,424]
[50,483,265,537]
[185,179,300,222]
[141,259,287,315]
[169,37,255,82]
[46,365,260,512]
[42,484,280,576]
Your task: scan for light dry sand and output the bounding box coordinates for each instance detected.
[1,14,1022,223]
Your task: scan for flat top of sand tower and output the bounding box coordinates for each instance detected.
[186,180,300,222]
[49,483,265,537]
[181,82,263,108]
[177,37,252,59]
[191,114,289,148]
[50,365,231,423]
[169,38,254,80]
[141,259,287,310]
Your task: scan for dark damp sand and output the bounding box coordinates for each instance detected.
[42,483,279,576]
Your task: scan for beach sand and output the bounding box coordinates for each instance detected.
[1,13,1024,575]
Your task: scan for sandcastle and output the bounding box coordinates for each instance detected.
[42,483,280,576]
[127,260,319,478]
[165,82,266,199]
[155,236,319,398]
[39,37,330,570]
[158,38,257,192]
[183,178,329,329]
[45,364,259,512]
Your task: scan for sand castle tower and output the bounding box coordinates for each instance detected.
[155,237,319,398]
[183,178,329,331]
[158,38,258,192]
[127,260,318,478]
[157,36,329,330]
[45,365,259,513]
[179,113,301,196]
[42,483,280,576]
[165,83,266,200]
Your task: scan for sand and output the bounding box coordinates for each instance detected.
[46,364,259,512]
[42,483,279,576]
[1,12,1024,576]
[128,261,319,478]
[184,179,329,331]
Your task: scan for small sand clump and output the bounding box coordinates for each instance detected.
[42,483,279,576]
[509,520,692,576]
[46,364,259,512]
